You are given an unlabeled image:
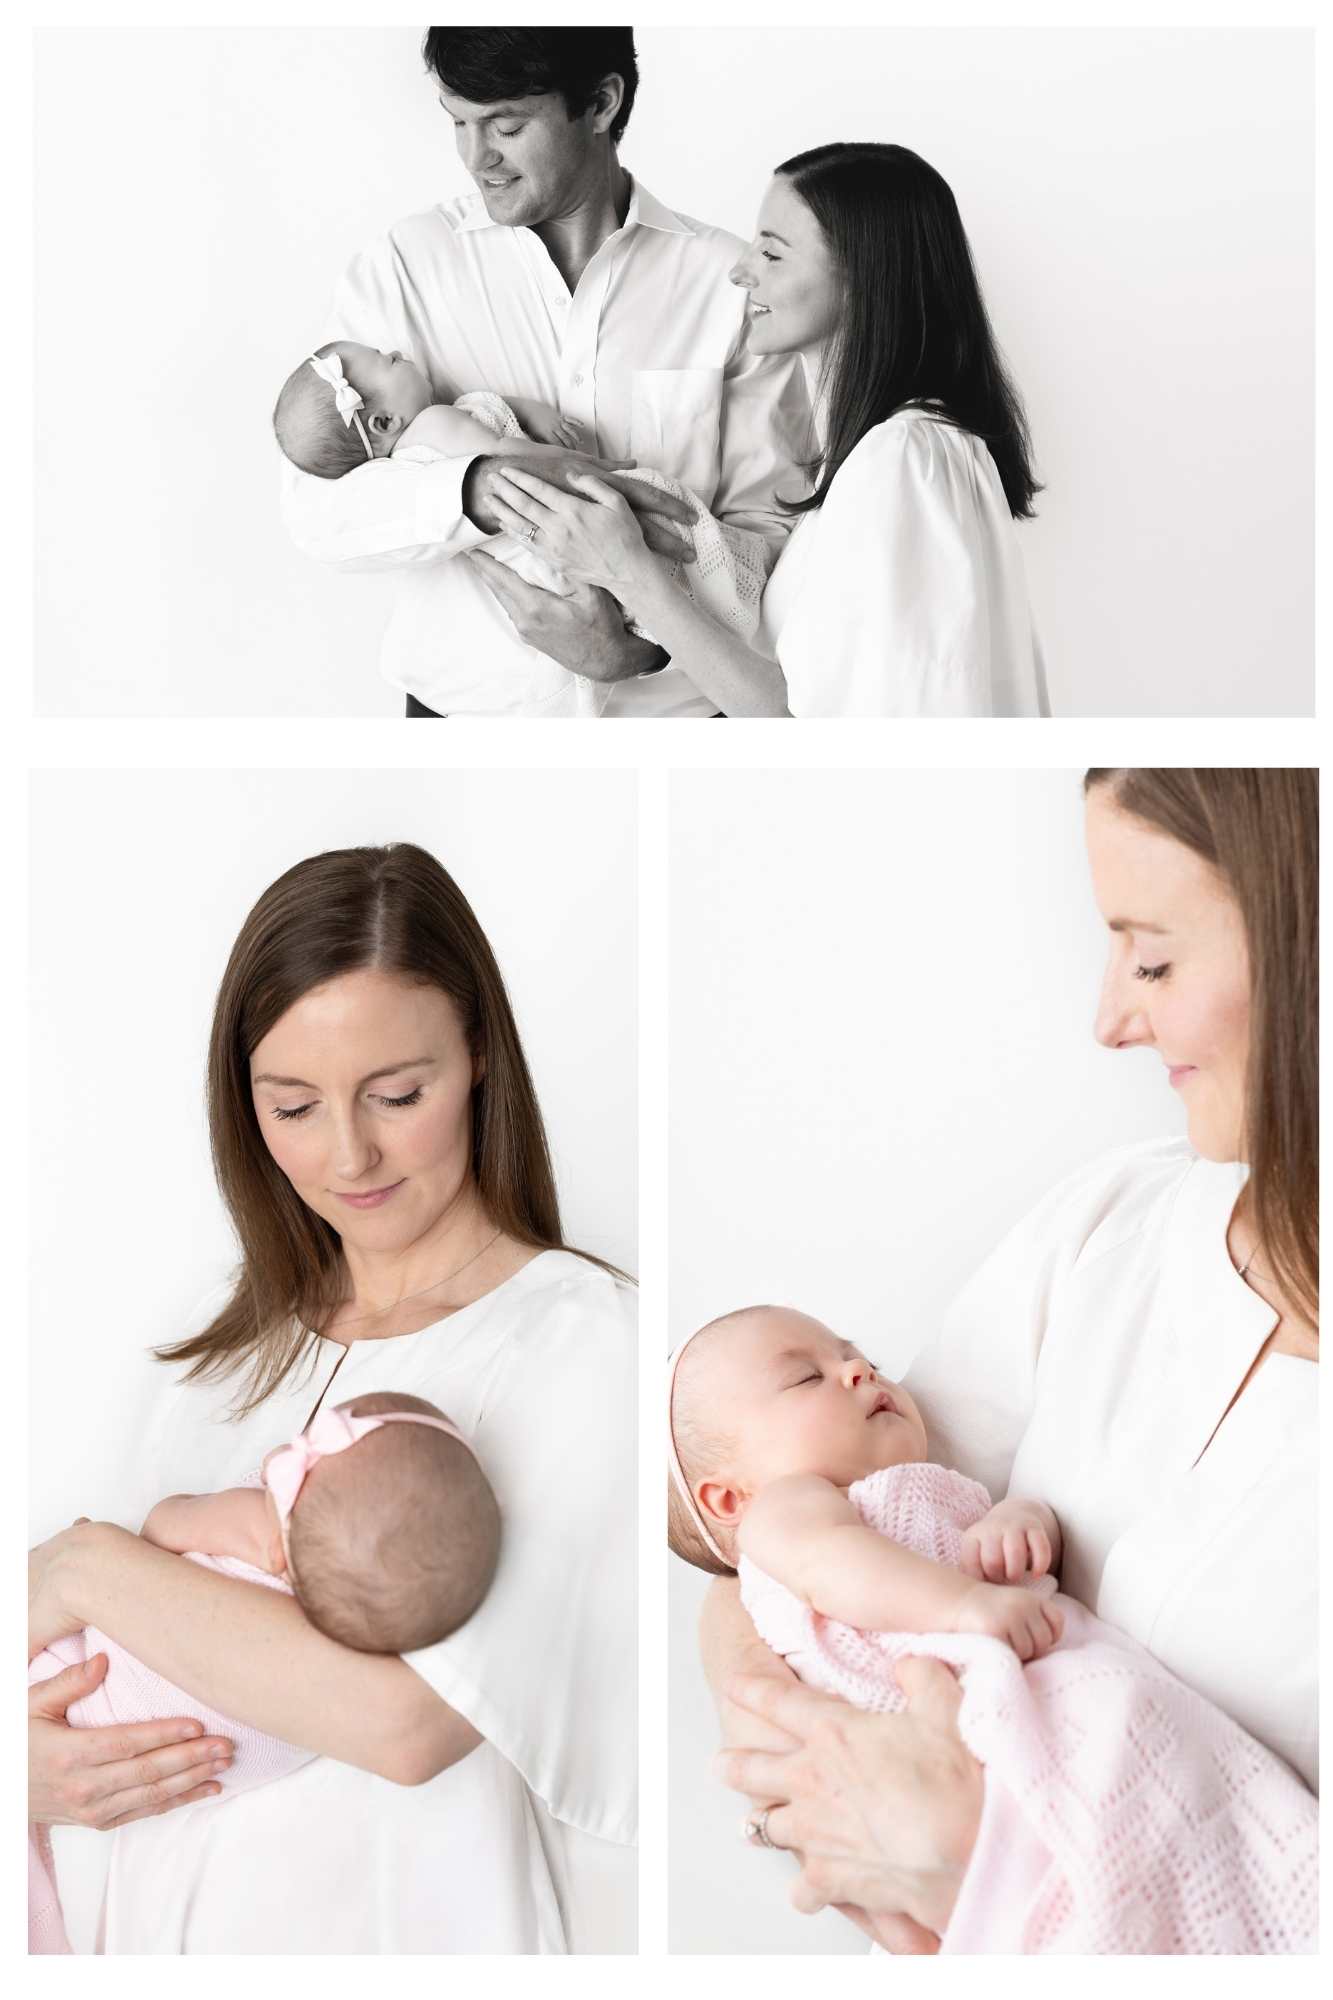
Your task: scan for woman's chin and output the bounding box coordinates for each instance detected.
[745,314,786,354]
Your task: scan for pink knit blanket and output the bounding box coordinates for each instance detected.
[740,1461,1318,1953]
[28,1550,311,1954]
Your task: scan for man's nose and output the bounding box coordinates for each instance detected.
[460,127,500,175]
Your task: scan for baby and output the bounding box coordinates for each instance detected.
[668,1307,1319,1955]
[30,1391,499,1954]
[667,1305,1063,1671]
[272,341,583,480]
[273,342,771,718]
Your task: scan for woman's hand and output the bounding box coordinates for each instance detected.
[718,1656,983,1946]
[29,1655,233,1830]
[488,465,674,599]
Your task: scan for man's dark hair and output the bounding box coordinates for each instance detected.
[776,142,1041,522]
[422,27,639,145]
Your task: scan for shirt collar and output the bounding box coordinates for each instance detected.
[454,175,694,239]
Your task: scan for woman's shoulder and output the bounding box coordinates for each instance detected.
[838,405,979,474]
[1008,1135,1198,1267]
[496,1249,636,1355]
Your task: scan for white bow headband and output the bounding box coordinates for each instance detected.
[667,1326,732,1568]
[307,351,374,463]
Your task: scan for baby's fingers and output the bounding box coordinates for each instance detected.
[958,1532,985,1581]
[1002,1528,1032,1582]
[1027,1527,1052,1578]
[556,420,583,448]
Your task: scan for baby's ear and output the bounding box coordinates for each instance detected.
[366,407,403,438]
[697,1478,747,1530]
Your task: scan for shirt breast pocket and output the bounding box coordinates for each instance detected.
[629,367,723,501]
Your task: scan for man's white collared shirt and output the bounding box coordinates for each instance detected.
[281,181,811,716]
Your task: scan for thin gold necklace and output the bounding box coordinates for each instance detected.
[331,1227,504,1331]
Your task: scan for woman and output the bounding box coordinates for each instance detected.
[28,843,635,1953]
[485,143,1048,717]
[699,769,1316,1950]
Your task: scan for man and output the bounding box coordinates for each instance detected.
[282,25,810,716]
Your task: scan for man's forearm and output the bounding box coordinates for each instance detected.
[64,1525,476,1783]
[281,452,487,573]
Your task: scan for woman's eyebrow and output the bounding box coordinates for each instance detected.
[251,1058,436,1090]
[759,229,791,247]
[1107,918,1170,934]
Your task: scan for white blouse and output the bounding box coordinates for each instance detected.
[54,1251,637,1954]
[759,409,1049,717]
[903,1137,1316,1794]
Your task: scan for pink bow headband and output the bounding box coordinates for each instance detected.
[262,1406,469,1526]
[667,1327,732,1568]
[307,351,375,464]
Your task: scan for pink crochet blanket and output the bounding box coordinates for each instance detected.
[739,1461,1318,1953]
[28,1548,311,1955]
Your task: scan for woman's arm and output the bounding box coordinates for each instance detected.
[484,467,791,716]
[35,1523,477,1786]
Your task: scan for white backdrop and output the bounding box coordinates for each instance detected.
[35,25,1311,717]
[667,768,1185,1953]
[29,767,636,1542]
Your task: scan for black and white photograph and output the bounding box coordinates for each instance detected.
[33,23,1313,717]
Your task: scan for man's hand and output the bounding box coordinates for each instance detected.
[463,450,696,561]
[466,553,667,681]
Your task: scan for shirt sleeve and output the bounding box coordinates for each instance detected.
[903,1140,1192,1500]
[279,235,490,573]
[403,1268,637,1846]
[776,419,995,715]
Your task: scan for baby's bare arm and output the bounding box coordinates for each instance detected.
[397,404,576,464]
[740,1476,1064,1662]
[739,1476,979,1633]
[141,1489,282,1574]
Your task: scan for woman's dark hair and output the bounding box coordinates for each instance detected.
[776,142,1039,520]
[422,26,638,145]
[1084,770,1318,1324]
[159,843,622,1412]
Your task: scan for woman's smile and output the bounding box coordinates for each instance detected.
[332,1179,407,1210]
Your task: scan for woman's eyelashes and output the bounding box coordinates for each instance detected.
[269,1087,424,1123]
[1134,962,1172,983]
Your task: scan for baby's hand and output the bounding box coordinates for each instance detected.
[508,395,583,450]
[960,1499,1056,1586]
[956,1581,1063,1663]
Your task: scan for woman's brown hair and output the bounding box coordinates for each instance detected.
[160,843,620,1411]
[1084,770,1318,1322]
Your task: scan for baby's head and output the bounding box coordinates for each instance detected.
[273,341,433,478]
[667,1305,929,1574]
[263,1392,500,1652]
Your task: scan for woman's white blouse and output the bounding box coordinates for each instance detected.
[54,1251,636,1954]
[902,1138,1316,1794]
[759,410,1048,717]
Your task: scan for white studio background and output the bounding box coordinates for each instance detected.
[667,767,1183,1954]
[35,24,1311,719]
[28,766,636,1543]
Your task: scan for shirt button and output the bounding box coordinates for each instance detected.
[571,372,584,387]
